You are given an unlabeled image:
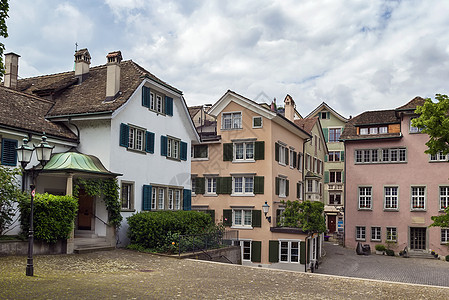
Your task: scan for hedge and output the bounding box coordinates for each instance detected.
[127,211,214,252]
[19,193,78,243]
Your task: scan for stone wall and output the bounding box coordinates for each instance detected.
[180,246,241,264]
[0,239,67,256]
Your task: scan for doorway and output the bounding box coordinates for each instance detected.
[327,215,336,233]
[410,227,426,250]
[77,189,94,230]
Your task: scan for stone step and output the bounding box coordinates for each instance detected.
[74,230,98,239]
[407,251,437,259]
[74,246,115,254]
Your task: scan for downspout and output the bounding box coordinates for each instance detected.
[67,117,80,143]
[343,140,347,248]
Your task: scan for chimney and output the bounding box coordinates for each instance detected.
[105,51,122,101]
[284,94,295,122]
[74,48,91,83]
[4,52,20,89]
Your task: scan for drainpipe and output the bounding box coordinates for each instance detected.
[67,117,80,143]
[343,141,347,247]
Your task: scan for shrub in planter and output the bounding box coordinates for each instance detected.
[19,193,78,243]
[445,255,449,262]
[385,249,395,256]
[375,244,386,252]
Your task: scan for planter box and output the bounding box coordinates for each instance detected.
[375,250,384,255]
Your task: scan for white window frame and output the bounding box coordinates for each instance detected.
[238,239,252,261]
[158,188,165,210]
[409,118,423,133]
[289,149,294,168]
[411,186,426,210]
[168,189,174,210]
[279,240,300,263]
[167,137,180,160]
[329,193,341,205]
[222,112,242,130]
[252,116,263,128]
[206,177,217,195]
[279,177,287,197]
[430,151,447,162]
[233,142,255,162]
[371,226,381,242]
[232,209,252,228]
[175,190,181,210]
[120,181,134,211]
[151,188,157,210]
[329,170,342,183]
[384,186,398,210]
[128,126,145,151]
[149,92,155,111]
[328,151,340,162]
[358,186,372,210]
[278,144,287,165]
[356,226,366,241]
[156,94,163,113]
[386,227,397,242]
[441,229,449,244]
[440,186,449,211]
[232,176,254,195]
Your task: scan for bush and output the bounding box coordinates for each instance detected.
[375,244,386,251]
[385,249,395,256]
[127,211,214,252]
[19,193,78,243]
[446,255,449,262]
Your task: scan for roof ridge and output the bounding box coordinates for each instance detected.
[0,85,54,104]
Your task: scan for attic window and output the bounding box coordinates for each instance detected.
[320,112,329,119]
[360,126,388,135]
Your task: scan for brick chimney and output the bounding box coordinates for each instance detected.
[74,48,91,83]
[105,51,122,101]
[4,52,20,89]
[284,94,295,122]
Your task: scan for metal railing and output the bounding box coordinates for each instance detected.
[177,230,238,256]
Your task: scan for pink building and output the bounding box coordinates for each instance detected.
[341,97,449,257]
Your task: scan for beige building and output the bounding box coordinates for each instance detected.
[191,91,322,271]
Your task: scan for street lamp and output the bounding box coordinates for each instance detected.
[16,134,54,276]
[262,201,271,223]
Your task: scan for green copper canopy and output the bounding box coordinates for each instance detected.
[42,151,121,176]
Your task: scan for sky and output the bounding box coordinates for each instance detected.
[4,0,449,118]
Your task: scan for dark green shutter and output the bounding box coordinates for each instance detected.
[196,177,205,194]
[217,177,232,194]
[296,182,300,198]
[254,176,264,194]
[223,209,232,227]
[300,241,306,264]
[1,139,18,166]
[183,189,191,210]
[251,241,261,263]
[323,128,328,142]
[286,179,289,197]
[119,123,129,147]
[252,210,261,228]
[160,135,167,156]
[326,112,330,119]
[145,131,155,153]
[205,210,215,223]
[180,141,188,161]
[324,171,329,183]
[275,177,280,195]
[342,171,345,183]
[275,143,279,162]
[324,154,328,162]
[142,185,152,211]
[142,86,150,108]
[254,141,265,160]
[293,151,297,168]
[269,240,279,263]
[223,143,233,161]
[317,113,321,119]
[285,148,289,165]
[297,153,301,170]
[341,151,345,161]
[165,96,173,116]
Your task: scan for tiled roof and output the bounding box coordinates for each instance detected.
[395,96,426,111]
[188,106,202,119]
[0,86,77,140]
[294,117,318,135]
[17,60,181,117]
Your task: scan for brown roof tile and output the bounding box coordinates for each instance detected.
[340,110,400,140]
[294,117,318,135]
[395,96,426,111]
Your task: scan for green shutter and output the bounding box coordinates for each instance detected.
[275,143,279,162]
[251,241,261,263]
[223,209,232,227]
[255,141,265,160]
[183,189,191,210]
[324,171,329,183]
[269,240,279,263]
[145,131,155,153]
[341,151,345,162]
[342,171,345,183]
[223,143,233,161]
[196,177,205,194]
[296,182,300,198]
[142,86,150,108]
[323,128,328,142]
[286,179,289,197]
[297,153,301,170]
[1,139,18,166]
[300,241,306,264]
[252,210,261,228]
[327,112,330,119]
[142,185,152,211]
[324,154,328,162]
[317,113,321,119]
[165,96,173,116]
[217,177,232,194]
[285,148,289,165]
[275,177,280,195]
[160,135,167,156]
[119,123,129,147]
[180,141,188,161]
[205,210,215,223]
[254,176,264,194]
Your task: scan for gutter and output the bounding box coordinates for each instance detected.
[45,110,114,120]
[0,124,78,144]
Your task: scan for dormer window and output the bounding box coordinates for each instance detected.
[360,126,388,135]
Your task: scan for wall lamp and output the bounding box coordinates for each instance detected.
[262,201,271,223]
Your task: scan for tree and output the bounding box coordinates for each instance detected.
[0,0,8,79]
[0,166,26,234]
[281,200,326,233]
[429,207,449,228]
[412,94,449,155]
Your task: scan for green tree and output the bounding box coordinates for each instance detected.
[412,94,449,155]
[429,207,449,228]
[0,0,9,79]
[281,200,326,233]
[0,166,27,234]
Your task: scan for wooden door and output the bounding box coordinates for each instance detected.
[410,227,426,250]
[327,215,336,233]
[78,190,93,230]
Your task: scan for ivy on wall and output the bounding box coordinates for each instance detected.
[73,178,122,228]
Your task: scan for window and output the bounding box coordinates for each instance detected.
[329,128,341,142]
[320,111,329,119]
[386,227,397,242]
[232,176,254,195]
[360,128,368,135]
[206,177,217,195]
[358,187,372,209]
[234,142,254,161]
[441,229,449,244]
[440,187,449,211]
[360,126,389,135]
[356,226,366,241]
[120,182,134,210]
[384,187,398,210]
[329,171,342,183]
[329,193,341,205]
[150,92,155,110]
[369,127,378,134]
[371,227,381,241]
[379,126,388,134]
[175,190,181,210]
[192,145,208,159]
[167,137,180,159]
[222,112,242,129]
[430,151,447,162]
[411,186,426,210]
[328,151,340,162]
[253,116,262,128]
[280,241,299,263]
[297,182,303,200]
[279,177,287,197]
[239,240,252,260]
[168,189,174,210]
[289,149,295,168]
[151,188,157,210]
[410,118,423,133]
[305,154,311,170]
[277,143,288,165]
[129,126,145,151]
[297,153,303,171]
[356,148,406,164]
[158,188,165,210]
[156,95,163,113]
[191,177,196,196]
[233,209,252,227]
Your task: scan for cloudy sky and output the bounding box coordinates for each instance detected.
[4,0,449,117]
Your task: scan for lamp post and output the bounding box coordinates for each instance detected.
[262,201,271,223]
[16,135,54,276]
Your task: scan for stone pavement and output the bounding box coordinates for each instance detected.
[316,242,449,287]
[1,249,448,299]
